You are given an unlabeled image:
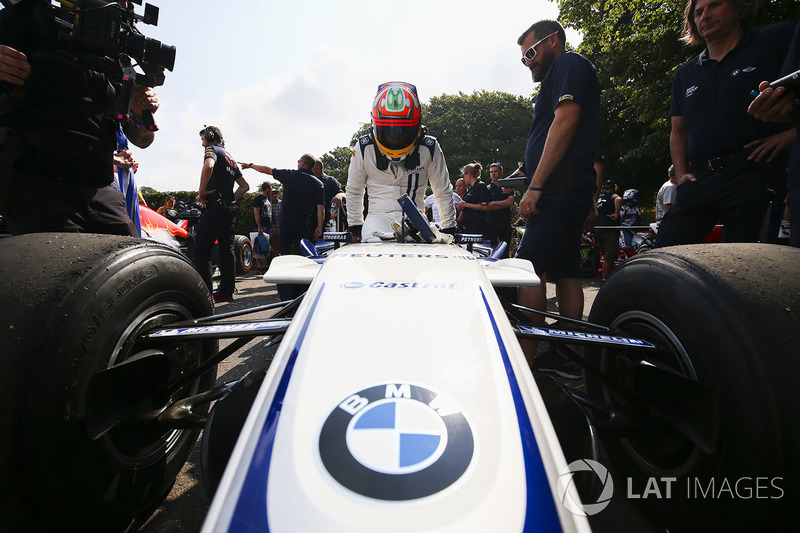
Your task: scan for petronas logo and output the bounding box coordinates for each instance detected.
[386,88,407,111]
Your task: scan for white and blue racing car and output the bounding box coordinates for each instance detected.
[0,196,798,532]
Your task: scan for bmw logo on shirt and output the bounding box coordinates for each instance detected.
[319,383,474,500]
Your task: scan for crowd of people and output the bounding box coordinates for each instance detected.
[1,1,797,353]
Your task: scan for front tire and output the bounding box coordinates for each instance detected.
[587,244,800,530]
[0,233,217,531]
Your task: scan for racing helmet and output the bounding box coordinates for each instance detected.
[601,179,616,192]
[623,188,640,205]
[371,82,422,161]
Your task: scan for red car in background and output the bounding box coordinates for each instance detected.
[139,204,254,275]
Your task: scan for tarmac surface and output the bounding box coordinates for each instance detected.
[140,270,648,532]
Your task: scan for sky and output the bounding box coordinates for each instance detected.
[125,0,580,192]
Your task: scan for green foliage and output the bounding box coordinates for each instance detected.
[425,91,532,182]
[322,92,532,190]
[558,0,800,206]
[319,146,354,185]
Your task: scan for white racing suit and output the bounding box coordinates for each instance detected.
[347,134,456,241]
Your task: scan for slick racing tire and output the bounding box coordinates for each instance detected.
[587,244,800,531]
[235,234,253,274]
[0,233,217,532]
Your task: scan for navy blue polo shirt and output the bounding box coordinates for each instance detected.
[670,22,796,165]
[486,182,513,225]
[521,50,601,193]
[461,180,490,226]
[272,167,324,226]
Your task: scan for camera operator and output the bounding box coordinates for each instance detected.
[0,0,160,236]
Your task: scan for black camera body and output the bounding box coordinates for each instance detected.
[59,0,175,88]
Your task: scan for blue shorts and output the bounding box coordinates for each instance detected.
[515,188,593,279]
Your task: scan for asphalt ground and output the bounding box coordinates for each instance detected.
[140,270,659,532]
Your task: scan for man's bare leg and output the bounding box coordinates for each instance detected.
[518,273,548,367]
[554,277,584,320]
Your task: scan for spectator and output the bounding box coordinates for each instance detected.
[157,196,178,221]
[454,178,467,200]
[595,180,622,282]
[749,18,800,247]
[424,188,462,225]
[193,126,250,303]
[242,154,324,300]
[252,182,272,273]
[485,162,516,255]
[312,159,346,231]
[0,4,160,236]
[346,81,456,242]
[619,189,642,248]
[457,162,490,235]
[655,0,795,247]
[655,166,678,222]
[454,177,468,230]
[514,19,602,370]
[269,188,282,256]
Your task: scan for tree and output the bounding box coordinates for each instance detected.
[326,91,533,190]
[425,91,532,182]
[557,0,800,207]
[319,146,355,185]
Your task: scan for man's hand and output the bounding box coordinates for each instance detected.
[748,81,796,124]
[0,45,30,85]
[196,189,215,202]
[131,86,159,117]
[745,128,796,162]
[518,189,542,218]
[674,173,697,185]
[113,149,136,169]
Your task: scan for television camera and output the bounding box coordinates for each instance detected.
[1,0,176,130]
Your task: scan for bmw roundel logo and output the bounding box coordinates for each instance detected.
[319,383,474,500]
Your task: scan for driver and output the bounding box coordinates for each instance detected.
[346,81,457,242]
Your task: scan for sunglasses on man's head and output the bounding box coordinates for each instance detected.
[521,32,557,65]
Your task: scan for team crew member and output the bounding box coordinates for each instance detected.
[347,81,456,242]
[485,162,516,254]
[457,162,490,235]
[242,154,324,300]
[514,20,602,367]
[749,17,800,247]
[656,0,795,246]
[312,159,346,230]
[194,126,249,303]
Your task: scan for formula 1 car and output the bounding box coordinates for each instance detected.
[139,203,255,275]
[0,196,798,532]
